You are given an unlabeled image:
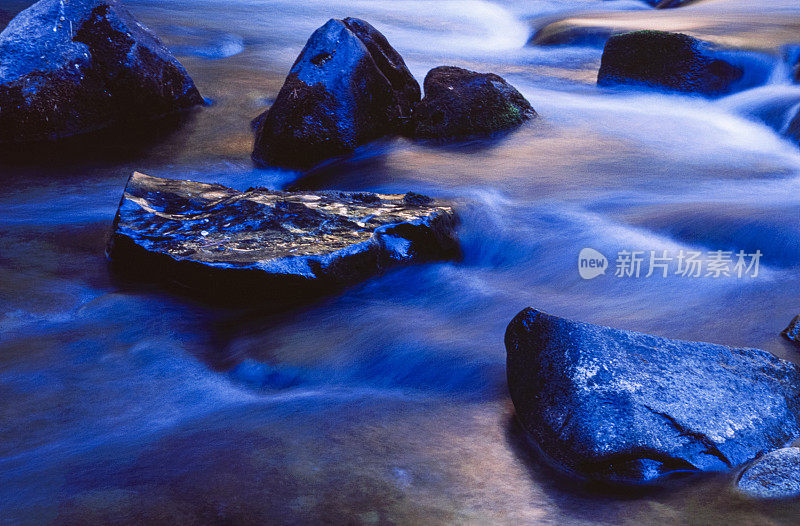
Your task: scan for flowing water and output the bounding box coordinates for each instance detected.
[2,0,800,523]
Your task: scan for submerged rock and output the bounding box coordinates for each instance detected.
[530,23,617,48]
[252,18,420,170]
[505,308,800,485]
[737,448,800,499]
[0,0,202,145]
[787,108,800,147]
[597,30,744,96]
[107,172,459,302]
[411,66,536,140]
[782,315,800,344]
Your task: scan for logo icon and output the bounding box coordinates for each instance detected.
[578,248,608,280]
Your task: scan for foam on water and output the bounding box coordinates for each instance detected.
[3,0,800,522]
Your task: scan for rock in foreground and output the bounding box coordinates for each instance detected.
[737,448,800,499]
[505,308,800,485]
[107,172,458,302]
[252,18,420,170]
[0,0,202,145]
[597,30,744,96]
[411,66,536,140]
[782,315,800,344]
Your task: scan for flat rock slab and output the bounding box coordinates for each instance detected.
[737,448,800,499]
[107,172,459,302]
[505,308,800,485]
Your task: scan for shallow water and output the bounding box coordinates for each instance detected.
[2,0,800,524]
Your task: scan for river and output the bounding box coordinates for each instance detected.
[1,0,800,523]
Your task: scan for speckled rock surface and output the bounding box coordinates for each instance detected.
[737,448,800,499]
[252,17,420,170]
[411,66,536,140]
[597,30,745,96]
[505,308,800,485]
[0,0,202,144]
[107,172,459,302]
[782,315,800,344]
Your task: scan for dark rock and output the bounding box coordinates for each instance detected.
[597,30,745,96]
[653,0,701,9]
[737,448,800,499]
[0,0,203,145]
[252,18,420,170]
[107,172,459,303]
[787,109,800,147]
[505,308,800,485]
[411,66,536,140]
[782,315,800,344]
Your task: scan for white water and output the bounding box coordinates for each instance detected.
[2,0,800,523]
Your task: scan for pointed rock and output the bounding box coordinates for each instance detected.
[252,18,420,170]
[782,315,800,344]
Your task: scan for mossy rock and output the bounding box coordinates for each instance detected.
[410,66,536,141]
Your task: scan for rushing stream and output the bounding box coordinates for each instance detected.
[2,0,800,523]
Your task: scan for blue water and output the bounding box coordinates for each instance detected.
[2,0,800,523]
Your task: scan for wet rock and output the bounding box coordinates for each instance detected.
[795,57,800,84]
[411,66,536,141]
[737,448,800,499]
[787,109,800,147]
[597,30,745,96]
[782,315,800,344]
[652,0,700,9]
[530,23,617,48]
[505,308,800,485]
[107,172,459,302]
[0,0,203,145]
[252,18,420,170]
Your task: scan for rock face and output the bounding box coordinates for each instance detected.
[0,0,203,145]
[107,172,459,302]
[252,18,420,170]
[411,66,536,140]
[737,448,800,499]
[505,308,800,485]
[782,315,800,344]
[597,31,744,96]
